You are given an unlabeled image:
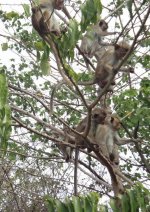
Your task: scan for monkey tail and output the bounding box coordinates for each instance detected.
[78,80,95,86]
[50,80,65,115]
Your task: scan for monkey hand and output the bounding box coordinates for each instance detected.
[133,138,142,143]
[114,31,119,34]
[61,26,67,34]
[51,30,61,37]
[128,67,134,73]
[109,153,115,162]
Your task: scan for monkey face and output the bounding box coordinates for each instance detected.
[92,108,107,124]
[55,0,64,10]
[99,20,108,31]
[105,116,121,130]
[110,117,121,130]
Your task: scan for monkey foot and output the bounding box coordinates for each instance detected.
[100,80,115,87]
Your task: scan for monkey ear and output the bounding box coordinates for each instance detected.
[93,113,99,119]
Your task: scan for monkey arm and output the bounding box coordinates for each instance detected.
[102,31,118,36]
[115,134,141,145]
[75,117,87,132]
[104,64,113,71]
[115,138,134,145]
[119,67,134,73]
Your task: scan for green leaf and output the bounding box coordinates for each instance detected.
[58,20,80,60]
[127,0,133,18]
[121,192,131,212]
[93,0,102,14]
[40,59,51,75]
[55,199,68,212]
[22,4,30,17]
[0,72,11,154]
[1,43,8,51]
[135,184,147,211]
[73,196,83,212]
[45,196,55,212]
[110,198,120,212]
[0,73,8,108]
[127,189,138,212]
[80,0,102,32]
[34,41,45,51]
[0,105,11,152]
[89,192,99,212]
[40,51,51,75]
[98,205,108,212]
[4,11,19,20]
[8,151,17,161]
[65,199,74,212]
[83,197,92,212]
[64,64,78,82]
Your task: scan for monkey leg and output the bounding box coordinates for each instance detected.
[100,79,116,87]
[112,144,119,165]
[109,144,119,165]
[99,143,110,159]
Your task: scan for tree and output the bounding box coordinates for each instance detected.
[0,0,149,211]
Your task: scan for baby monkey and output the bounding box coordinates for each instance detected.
[80,20,117,58]
[95,116,120,163]
[31,0,64,36]
[96,114,138,164]
[94,41,130,91]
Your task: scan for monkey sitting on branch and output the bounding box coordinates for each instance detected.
[31,0,64,36]
[94,41,130,92]
[95,115,121,165]
[61,107,109,162]
[95,114,140,165]
[80,19,117,58]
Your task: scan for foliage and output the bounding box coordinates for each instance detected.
[45,184,150,212]
[111,183,150,212]
[46,192,99,212]
[57,20,80,61]
[80,0,102,32]
[0,67,11,152]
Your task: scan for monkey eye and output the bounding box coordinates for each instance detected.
[99,21,103,26]
[110,117,114,123]
[102,112,106,116]
[124,47,129,51]
[93,114,99,118]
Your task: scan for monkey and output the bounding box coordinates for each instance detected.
[78,41,133,89]
[111,143,119,166]
[59,142,73,162]
[31,0,64,36]
[80,20,117,58]
[96,41,130,87]
[61,107,109,162]
[104,116,121,164]
[61,126,74,162]
[94,41,130,91]
[95,116,122,164]
[74,108,108,149]
[95,115,140,165]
